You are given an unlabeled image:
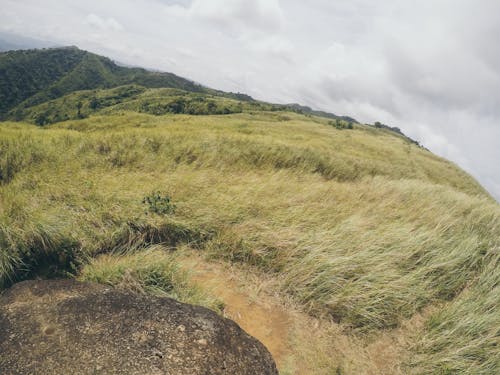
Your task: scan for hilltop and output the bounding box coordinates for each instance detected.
[0,47,498,374]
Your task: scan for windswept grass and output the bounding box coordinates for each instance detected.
[79,246,223,312]
[409,250,499,374]
[0,111,498,373]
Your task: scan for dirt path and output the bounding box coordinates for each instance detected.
[180,254,417,374]
[181,256,293,368]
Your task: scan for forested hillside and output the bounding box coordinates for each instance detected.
[0,47,207,118]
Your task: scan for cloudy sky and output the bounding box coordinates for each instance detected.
[1,0,499,200]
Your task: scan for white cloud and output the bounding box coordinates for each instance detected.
[244,34,294,61]
[85,14,123,32]
[189,0,284,32]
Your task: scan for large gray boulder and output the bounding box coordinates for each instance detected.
[0,279,278,375]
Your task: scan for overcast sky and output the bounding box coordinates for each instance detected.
[1,0,499,201]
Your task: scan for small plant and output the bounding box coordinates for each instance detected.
[328,120,353,130]
[143,191,176,215]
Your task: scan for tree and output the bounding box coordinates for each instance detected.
[168,99,186,114]
[34,112,48,126]
[89,97,99,110]
[76,101,83,118]
[206,101,217,114]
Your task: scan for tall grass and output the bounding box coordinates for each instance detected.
[409,250,499,374]
[79,246,223,312]
[276,179,499,329]
[0,112,497,373]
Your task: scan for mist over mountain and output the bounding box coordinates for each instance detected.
[0,31,56,51]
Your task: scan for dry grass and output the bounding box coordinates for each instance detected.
[78,246,223,312]
[0,111,498,373]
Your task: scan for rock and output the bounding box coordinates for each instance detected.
[0,279,278,375]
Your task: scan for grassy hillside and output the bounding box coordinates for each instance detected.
[7,84,283,125]
[0,109,498,373]
[0,46,498,374]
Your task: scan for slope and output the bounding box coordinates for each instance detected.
[0,47,498,374]
[0,110,498,373]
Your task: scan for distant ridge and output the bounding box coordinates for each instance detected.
[0,46,356,124]
[285,103,357,123]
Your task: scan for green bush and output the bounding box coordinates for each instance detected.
[143,191,176,215]
[328,120,353,130]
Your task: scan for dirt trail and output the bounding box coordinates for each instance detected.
[181,256,293,368]
[180,254,419,374]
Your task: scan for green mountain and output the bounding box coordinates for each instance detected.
[0,46,209,119]
[0,46,363,128]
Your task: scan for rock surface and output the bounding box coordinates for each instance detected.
[0,279,278,375]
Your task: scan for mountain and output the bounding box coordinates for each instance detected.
[0,47,498,374]
[0,47,211,119]
[0,46,360,126]
[285,103,358,122]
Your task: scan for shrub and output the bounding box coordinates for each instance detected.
[34,112,49,126]
[143,192,176,215]
[328,120,353,130]
[89,97,99,110]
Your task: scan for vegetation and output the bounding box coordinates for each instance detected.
[0,46,207,119]
[410,251,499,374]
[0,109,497,373]
[286,103,357,123]
[143,191,176,215]
[79,246,223,312]
[3,78,281,125]
[328,119,353,130]
[373,120,423,147]
[0,47,360,126]
[0,47,498,374]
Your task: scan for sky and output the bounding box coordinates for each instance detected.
[1,0,499,201]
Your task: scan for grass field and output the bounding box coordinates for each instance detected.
[0,110,498,374]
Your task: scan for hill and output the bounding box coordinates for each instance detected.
[0,47,359,126]
[0,47,498,374]
[0,46,209,118]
